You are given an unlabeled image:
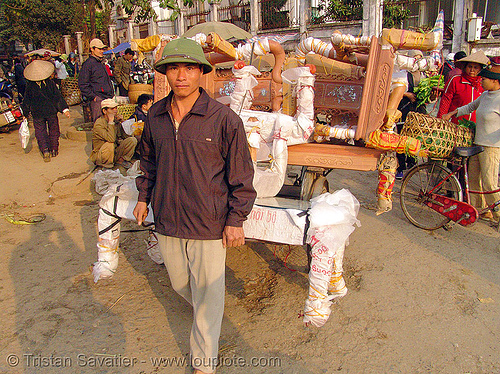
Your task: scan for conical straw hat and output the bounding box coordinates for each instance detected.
[456,50,490,68]
[23,60,55,81]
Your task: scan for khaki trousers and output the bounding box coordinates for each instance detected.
[157,234,226,373]
[90,137,137,168]
[468,146,500,219]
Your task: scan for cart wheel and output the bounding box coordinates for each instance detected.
[300,170,329,201]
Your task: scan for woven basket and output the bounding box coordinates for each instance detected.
[401,112,474,158]
[61,77,82,106]
[117,104,136,120]
[128,84,153,104]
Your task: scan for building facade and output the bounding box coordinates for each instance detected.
[107,0,499,57]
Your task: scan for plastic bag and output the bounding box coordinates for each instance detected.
[122,119,144,136]
[19,119,29,149]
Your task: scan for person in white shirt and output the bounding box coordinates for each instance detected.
[53,56,68,89]
[443,62,500,223]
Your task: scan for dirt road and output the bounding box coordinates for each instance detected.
[0,107,499,373]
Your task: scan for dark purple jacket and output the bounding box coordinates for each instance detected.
[78,56,114,101]
[136,88,256,240]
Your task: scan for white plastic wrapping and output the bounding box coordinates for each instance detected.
[330,31,372,47]
[93,208,121,283]
[235,38,270,61]
[229,65,261,113]
[251,136,288,198]
[19,118,29,149]
[303,190,360,328]
[92,169,135,195]
[296,37,334,63]
[234,67,315,197]
[93,180,154,283]
[394,53,439,72]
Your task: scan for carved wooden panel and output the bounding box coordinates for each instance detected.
[287,143,383,171]
[356,37,395,141]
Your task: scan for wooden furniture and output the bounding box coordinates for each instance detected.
[153,36,394,172]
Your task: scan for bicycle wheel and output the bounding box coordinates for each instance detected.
[400,162,462,230]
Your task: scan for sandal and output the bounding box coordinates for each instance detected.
[50,150,58,157]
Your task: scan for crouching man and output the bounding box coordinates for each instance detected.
[133,38,256,374]
[90,98,137,169]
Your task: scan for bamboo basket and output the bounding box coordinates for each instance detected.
[117,104,137,120]
[61,77,82,106]
[128,84,153,104]
[401,112,474,158]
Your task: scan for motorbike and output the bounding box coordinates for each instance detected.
[0,77,15,101]
[0,99,23,133]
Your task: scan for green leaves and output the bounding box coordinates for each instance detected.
[0,0,83,49]
[414,74,444,107]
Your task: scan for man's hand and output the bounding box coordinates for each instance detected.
[404,92,417,103]
[222,226,245,248]
[133,201,149,225]
[64,111,71,118]
[107,112,115,124]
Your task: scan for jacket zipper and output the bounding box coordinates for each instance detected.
[168,110,189,237]
[167,110,180,236]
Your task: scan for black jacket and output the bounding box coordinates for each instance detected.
[78,56,114,101]
[136,89,256,240]
[22,79,68,119]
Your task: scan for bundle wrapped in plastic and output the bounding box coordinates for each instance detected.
[303,189,360,328]
[381,10,444,51]
[305,54,365,80]
[330,31,372,47]
[238,67,315,197]
[94,209,121,283]
[313,124,356,144]
[229,65,261,113]
[93,180,154,283]
[296,37,335,63]
[366,129,426,157]
[376,152,398,216]
[281,67,316,145]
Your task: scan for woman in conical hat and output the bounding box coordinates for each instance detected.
[21,60,71,162]
[438,50,490,124]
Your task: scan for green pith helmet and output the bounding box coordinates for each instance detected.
[154,38,213,75]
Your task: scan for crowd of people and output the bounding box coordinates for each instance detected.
[10,38,154,164]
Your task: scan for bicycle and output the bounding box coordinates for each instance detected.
[399,145,500,231]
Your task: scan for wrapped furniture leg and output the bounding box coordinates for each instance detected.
[303,189,360,327]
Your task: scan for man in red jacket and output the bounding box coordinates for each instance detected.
[134,38,256,374]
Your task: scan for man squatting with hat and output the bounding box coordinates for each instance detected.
[89,98,137,169]
[21,59,70,162]
[133,38,256,373]
[78,38,114,122]
[443,60,500,223]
